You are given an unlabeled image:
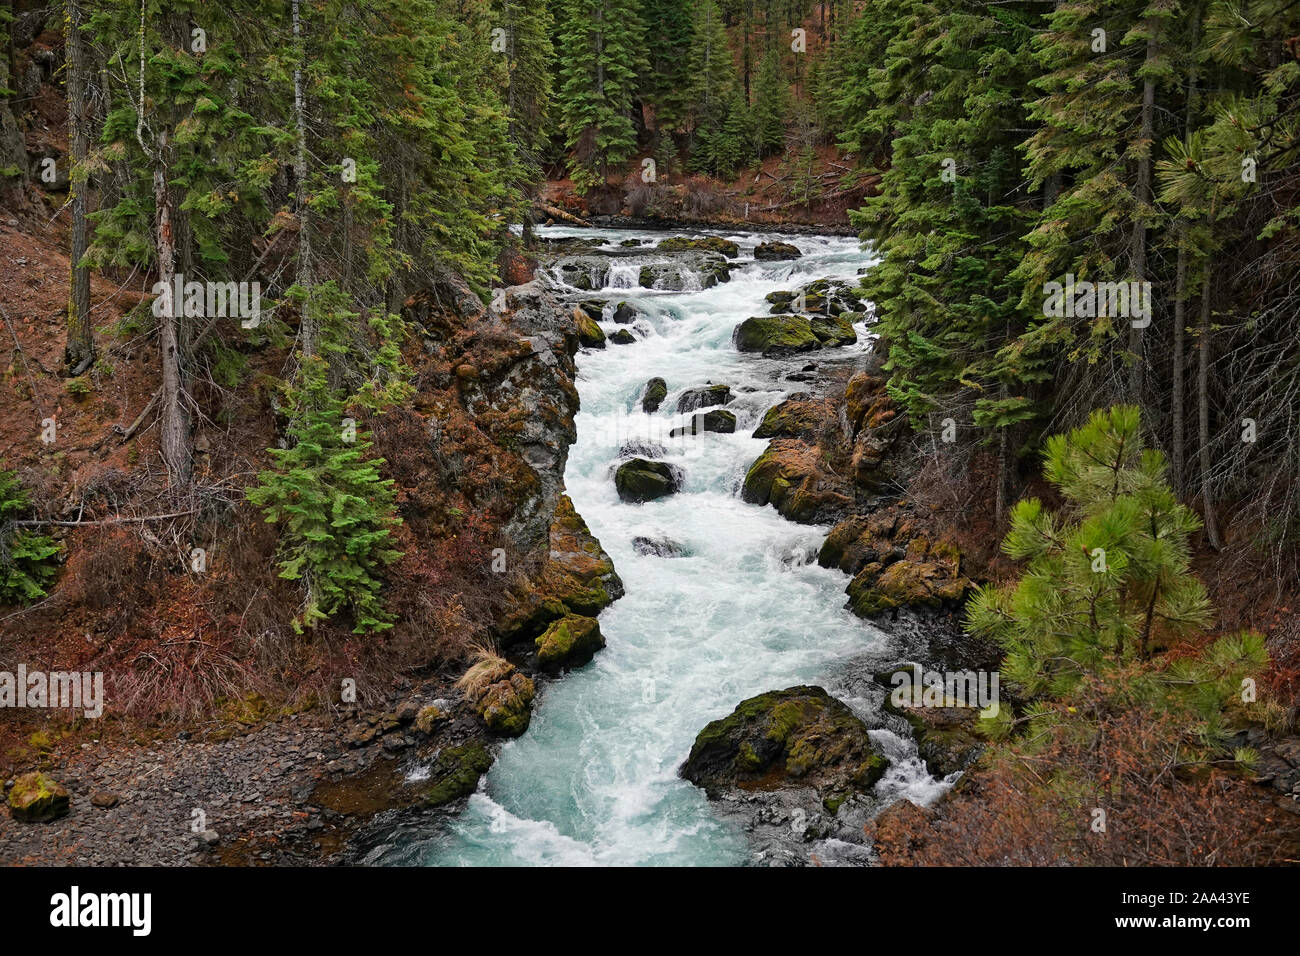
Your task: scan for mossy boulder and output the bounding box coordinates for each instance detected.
[576,299,606,321]
[657,235,740,258]
[752,397,827,440]
[475,671,536,737]
[754,240,802,260]
[615,458,681,502]
[641,377,668,413]
[839,524,971,619]
[741,440,853,524]
[670,409,736,437]
[422,743,495,807]
[8,772,70,823]
[841,371,901,487]
[574,308,606,349]
[733,315,819,355]
[609,329,636,345]
[675,383,731,414]
[680,686,887,799]
[535,614,605,670]
[541,494,625,615]
[765,278,866,316]
[810,313,858,347]
[415,704,451,735]
[611,301,639,324]
[639,253,731,290]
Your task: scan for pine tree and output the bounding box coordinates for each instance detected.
[751,45,789,157]
[247,283,408,634]
[1017,0,1179,417]
[638,0,693,170]
[554,0,645,194]
[966,406,1213,702]
[965,407,1268,771]
[851,0,1045,516]
[495,0,555,243]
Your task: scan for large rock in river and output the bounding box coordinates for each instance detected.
[641,377,667,413]
[615,458,681,502]
[495,494,623,646]
[732,314,855,356]
[752,395,827,440]
[754,240,801,261]
[670,409,736,437]
[819,508,972,618]
[535,614,605,670]
[741,440,854,524]
[639,252,731,290]
[574,307,606,349]
[464,657,537,737]
[680,686,887,800]
[657,236,740,258]
[676,383,731,413]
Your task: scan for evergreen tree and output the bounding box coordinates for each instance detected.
[638,0,693,170]
[687,0,734,135]
[554,0,645,193]
[751,45,789,157]
[0,469,61,604]
[966,406,1267,771]
[966,406,1213,700]
[247,283,409,634]
[852,0,1045,516]
[495,0,555,243]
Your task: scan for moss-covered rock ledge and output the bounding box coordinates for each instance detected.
[496,493,624,648]
[819,506,973,619]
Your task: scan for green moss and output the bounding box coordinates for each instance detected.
[476,673,536,737]
[809,313,857,347]
[8,771,70,822]
[656,236,740,257]
[535,613,604,669]
[422,743,494,807]
[732,315,818,355]
[822,791,849,815]
[641,377,668,413]
[736,741,762,771]
[615,458,678,503]
[575,310,606,349]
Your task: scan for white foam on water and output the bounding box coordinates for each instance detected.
[399,226,950,866]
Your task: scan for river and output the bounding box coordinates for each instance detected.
[380,225,951,866]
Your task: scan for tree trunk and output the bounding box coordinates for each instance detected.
[1171,240,1187,495]
[995,417,1009,526]
[1197,267,1220,549]
[153,130,191,487]
[1171,11,1200,498]
[1128,46,1156,404]
[292,0,314,358]
[65,0,94,375]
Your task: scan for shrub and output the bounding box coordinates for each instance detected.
[0,469,61,604]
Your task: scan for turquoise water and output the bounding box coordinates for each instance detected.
[387,228,947,866]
